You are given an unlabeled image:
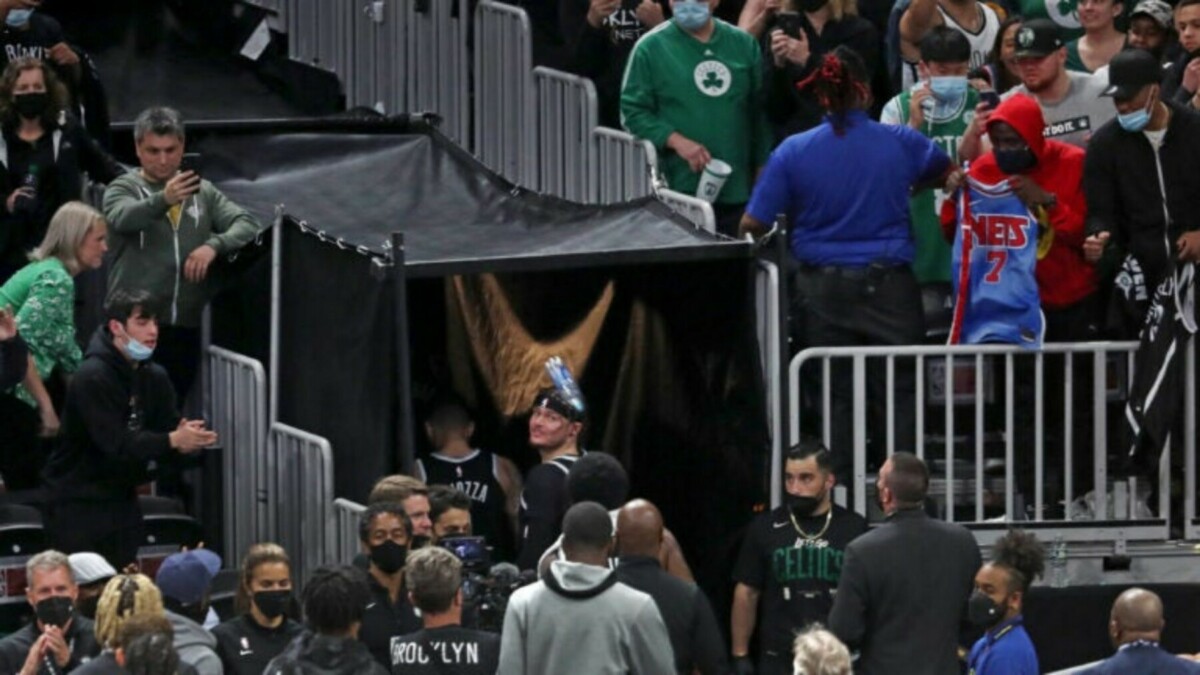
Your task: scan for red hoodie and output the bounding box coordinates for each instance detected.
[942,94,1096,310]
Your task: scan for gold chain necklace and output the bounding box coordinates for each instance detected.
[790,508,833,541]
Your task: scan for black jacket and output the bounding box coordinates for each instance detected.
[763,13,880,141]
[615,556,728,675]
[42,326,180,502]
[1162,52,1198,108]
[0,613,101,674]
[828,508,981,675]
[212,614,305,675]
[1084,101,1200,291]
[265,632,389,675]
[0,112,122,269]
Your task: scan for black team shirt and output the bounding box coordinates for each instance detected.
[389,625,500,675]
[732,504,868,659]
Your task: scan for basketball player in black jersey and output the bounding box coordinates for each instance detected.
[414,399,522,560]
[515,387,587,571]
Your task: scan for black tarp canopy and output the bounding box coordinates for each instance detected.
[194,117,768,602]
[195,117,750,275]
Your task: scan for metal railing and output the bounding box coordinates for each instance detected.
[403,0,471,142]
[756,259,785,507]
[333,498,367,565]
[1184,339,1199,541]
[534,67,598,202]
[474,0,534,186]
[658,189,717,233]
[268,424,336,586]
[786,341,1187,544]
[593,127,658,203]
[206,346,269,563]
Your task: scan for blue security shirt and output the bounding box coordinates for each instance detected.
[746,109,950,266]
[967,615,1040,675]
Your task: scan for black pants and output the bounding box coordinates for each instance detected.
[794,265,925,483]
[45,499,144,570]
[0,394,44,493]
[757,650,793,675]
[156,324,202,405]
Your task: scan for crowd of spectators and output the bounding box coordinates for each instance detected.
[2,1,1200,674]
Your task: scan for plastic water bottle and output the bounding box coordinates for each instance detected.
[1049,534,1069,588]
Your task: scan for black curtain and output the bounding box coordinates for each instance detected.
[277,225,397,501]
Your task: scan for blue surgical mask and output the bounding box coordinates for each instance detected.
[929,76,968,102]
[673,0,711,31]
[116,326,155,362]
[125,336,154,362]
[1117,96,1153,132]
[5,9,33,27]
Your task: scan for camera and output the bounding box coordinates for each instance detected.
[440,536,534,632]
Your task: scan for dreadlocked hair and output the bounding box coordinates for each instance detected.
[796,46,870,136]
[991,529,1045,594]
[95,574,164,648]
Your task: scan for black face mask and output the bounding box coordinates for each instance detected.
[370,540,409,574]
[994,147,1037,175]
[13,92,47,120]
[968,590,1005,629]
[410,535,431,551]
[77,595,100,621]
[35,596,74,628]
[788,494,823,519]
[797,0,829,12]
[253,590,292,620]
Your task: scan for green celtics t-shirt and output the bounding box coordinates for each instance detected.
[884,87,979,284]
[620,19,773,204]
[732,505,869,658]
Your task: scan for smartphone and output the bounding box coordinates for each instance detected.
[775,11,803,38]
[980,90,1001,110]
[180,152,202,176]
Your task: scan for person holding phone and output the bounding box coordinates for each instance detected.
[42,289,217,569]
[103,106,264,403]
[761,0,880,141]
[880,27,983,287]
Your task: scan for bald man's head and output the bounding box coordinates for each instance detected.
[1110,588,1165,645]
[616,499,664,559]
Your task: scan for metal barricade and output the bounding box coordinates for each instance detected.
[405,0,471,142]
[786,342,1179,544]
[756,259,784,507]
[206,346,269,564]
[534,67,598,202]
[593,127,658,203]
[1183,339,1199,541]
[658,189,716,233]
[333,498,367,564]
[268,424,336,586]
[474,1,534,186]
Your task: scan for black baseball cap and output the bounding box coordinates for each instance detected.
[1102,49,1163,99]
[1013,19,1065,59]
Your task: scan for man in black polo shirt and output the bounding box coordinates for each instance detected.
[516,387,587,570]
[390,547,499,674]
[730,440,869,675]
[357,502,423,668]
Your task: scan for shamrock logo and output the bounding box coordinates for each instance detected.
[693,60,732,97]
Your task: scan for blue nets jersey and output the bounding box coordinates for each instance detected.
[949,177,1044,347]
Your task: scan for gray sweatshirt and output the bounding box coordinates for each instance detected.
[497,560,675,675]
[166,610,224,675]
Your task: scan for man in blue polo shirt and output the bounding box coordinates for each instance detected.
[740,46,956,484]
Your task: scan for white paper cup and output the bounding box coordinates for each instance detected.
[695,158,732,203]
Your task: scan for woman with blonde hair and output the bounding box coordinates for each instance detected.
[76,574,166,674]
[212,543,303,675]
[0,200,107,490]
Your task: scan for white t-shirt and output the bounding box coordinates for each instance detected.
[901,2,1001,90]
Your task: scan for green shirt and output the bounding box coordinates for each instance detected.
[881,88,979,284]
[620,19,772,204]
[1013,0,1084,41]
[1065,39,1091,73]
[0,257,80,407]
